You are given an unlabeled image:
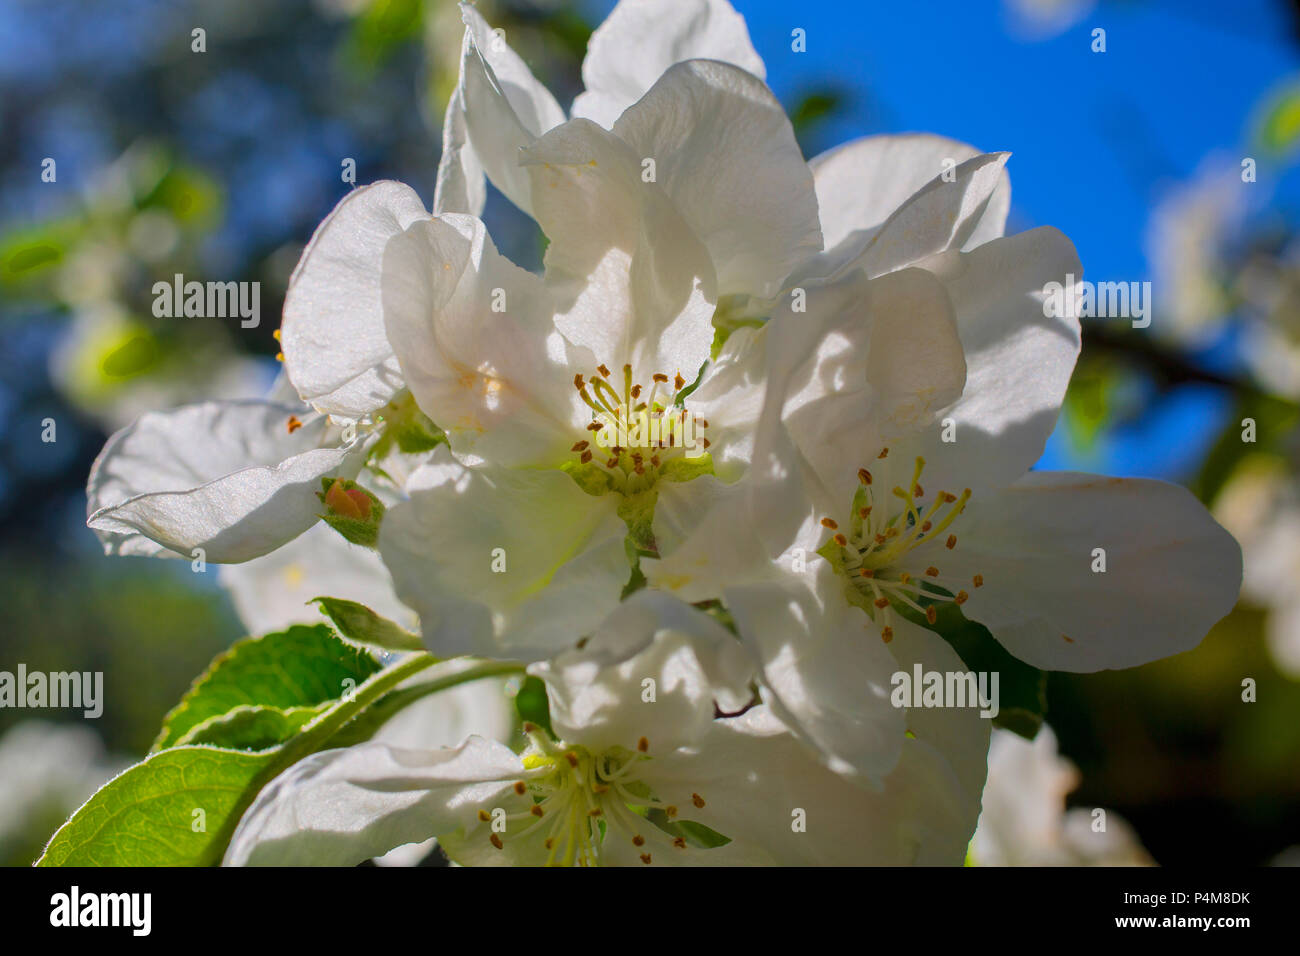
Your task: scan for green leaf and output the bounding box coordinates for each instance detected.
[311,597,424,652]
[152,624,381,751]
[36,747,277,866]
[177,704,328,750]
[39,652,443,867]
[391,414,447,453]
[1257,83,1300,154]
[897,600,1047,740]
[345,0,424,71]
[789,87,844,137]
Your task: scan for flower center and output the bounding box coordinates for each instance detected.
[568,363,710,495]
[481,724,706,866]
[818,447,985,642]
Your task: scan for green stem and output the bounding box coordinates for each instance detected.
[327,658,528,748]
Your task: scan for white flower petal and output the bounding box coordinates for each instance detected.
[612,60,821,298]
[218,520,417,634]
[520,118,718,381]
[973,725,1079,866]
[532,595,754,754]
[766,266,966,509]
[725,564,906,784]
[382,213,582,466]
[686,324,768,476]
[571,0,765,129]
[224,737,521,866]
[433,86,486,216]
[377,448,630,662]
[810,132,1010,256]
[889,225,1083,493]
[884,616,991,810]
[281,181,429,419]
[805,152,1011,283]
[371,675,515,752]
[456,4,566,215]
[644,704,978,864]
[916,472,1242,672]
[642,471,806,604]
[87,401,366,563]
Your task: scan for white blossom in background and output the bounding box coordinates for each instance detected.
[972,725,1151,866]
[1147,155,1300,397]
[0,722,128,864]
[1001,0,1096,41]
[218,506,418,635]
[1213,460,1300,677]
[1147,157,1247,342]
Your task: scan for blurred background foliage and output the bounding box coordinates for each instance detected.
[1,0,1299,866]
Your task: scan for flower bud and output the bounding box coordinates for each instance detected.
[317,478,384,547]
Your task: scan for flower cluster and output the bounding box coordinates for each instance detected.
[85,0,1241,866]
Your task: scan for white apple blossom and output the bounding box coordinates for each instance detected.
[646,209,1241,780]
[224,592,980,867]
[302,0,1015,663]
[972,725,1151,866]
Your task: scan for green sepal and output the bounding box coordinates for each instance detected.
[561,459,614,496]
[514,675,555,739]
[659,452,714,483]
[311,596,424,652]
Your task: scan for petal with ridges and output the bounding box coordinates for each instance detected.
[224,737,521,866]
[572,0,765,129]
[612,60,822,298]
[281,181,428,419]
[86,401,366,563]
[912,472,1243,672]
[378,448,630,662]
